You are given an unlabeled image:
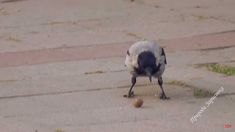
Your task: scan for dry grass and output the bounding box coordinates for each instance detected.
[55,128,65,132]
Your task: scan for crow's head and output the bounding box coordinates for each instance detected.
[137,51,157,82]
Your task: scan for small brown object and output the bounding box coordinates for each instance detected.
[133,98,143,108]
[123,94,128,98]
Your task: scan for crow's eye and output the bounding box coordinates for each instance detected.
[127,50,130,55]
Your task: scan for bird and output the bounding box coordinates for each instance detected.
[124,40,169,99]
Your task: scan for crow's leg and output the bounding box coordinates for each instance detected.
[124,76,136,98]
[128,76,136,97]
[158,76,169,100]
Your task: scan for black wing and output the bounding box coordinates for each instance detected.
[161,48,167,64]
[127,50,130,55]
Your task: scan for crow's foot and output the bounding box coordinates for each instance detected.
[159,93,170,100]
[123,91,134,98]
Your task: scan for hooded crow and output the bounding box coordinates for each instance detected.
[124,40,169,99]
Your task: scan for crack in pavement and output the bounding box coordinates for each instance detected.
[3,81,233,100]
[1,0,26,3]
[0,83,158,100]
[197,45,235,51]
[84,69,126,75]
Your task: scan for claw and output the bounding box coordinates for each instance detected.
[159,93,170,100]
[129,91,134,98]
[123,91,135,98]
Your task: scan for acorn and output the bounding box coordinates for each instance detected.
[133,98,143,108]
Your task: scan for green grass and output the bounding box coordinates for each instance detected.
[167,80,215,98]
[193,89,215,98]
[207,64,235,76]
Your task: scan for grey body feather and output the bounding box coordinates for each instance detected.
[125,40,166,77]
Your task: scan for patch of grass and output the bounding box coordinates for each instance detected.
[6,37,22,42]
[193,88,214,98]
[167,80,191,87]
[167,80,215,98]
[207,64,235,76]
[196,15,209,21]
[55,128,64,132]
[84,70,105,75]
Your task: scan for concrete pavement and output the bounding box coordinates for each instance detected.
[0,0,235,132]
[1,0,235,52]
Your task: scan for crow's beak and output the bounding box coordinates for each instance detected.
[145,67,152,82]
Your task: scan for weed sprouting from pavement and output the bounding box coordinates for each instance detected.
[84,70,105,75]
[6,36,22,42]
[207,64,235,76]
[167,80,191,87]
[167,80,215,98]
[193,89,214,98]
[55,128,65,132]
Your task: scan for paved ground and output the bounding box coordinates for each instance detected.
[0,0,235,132]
